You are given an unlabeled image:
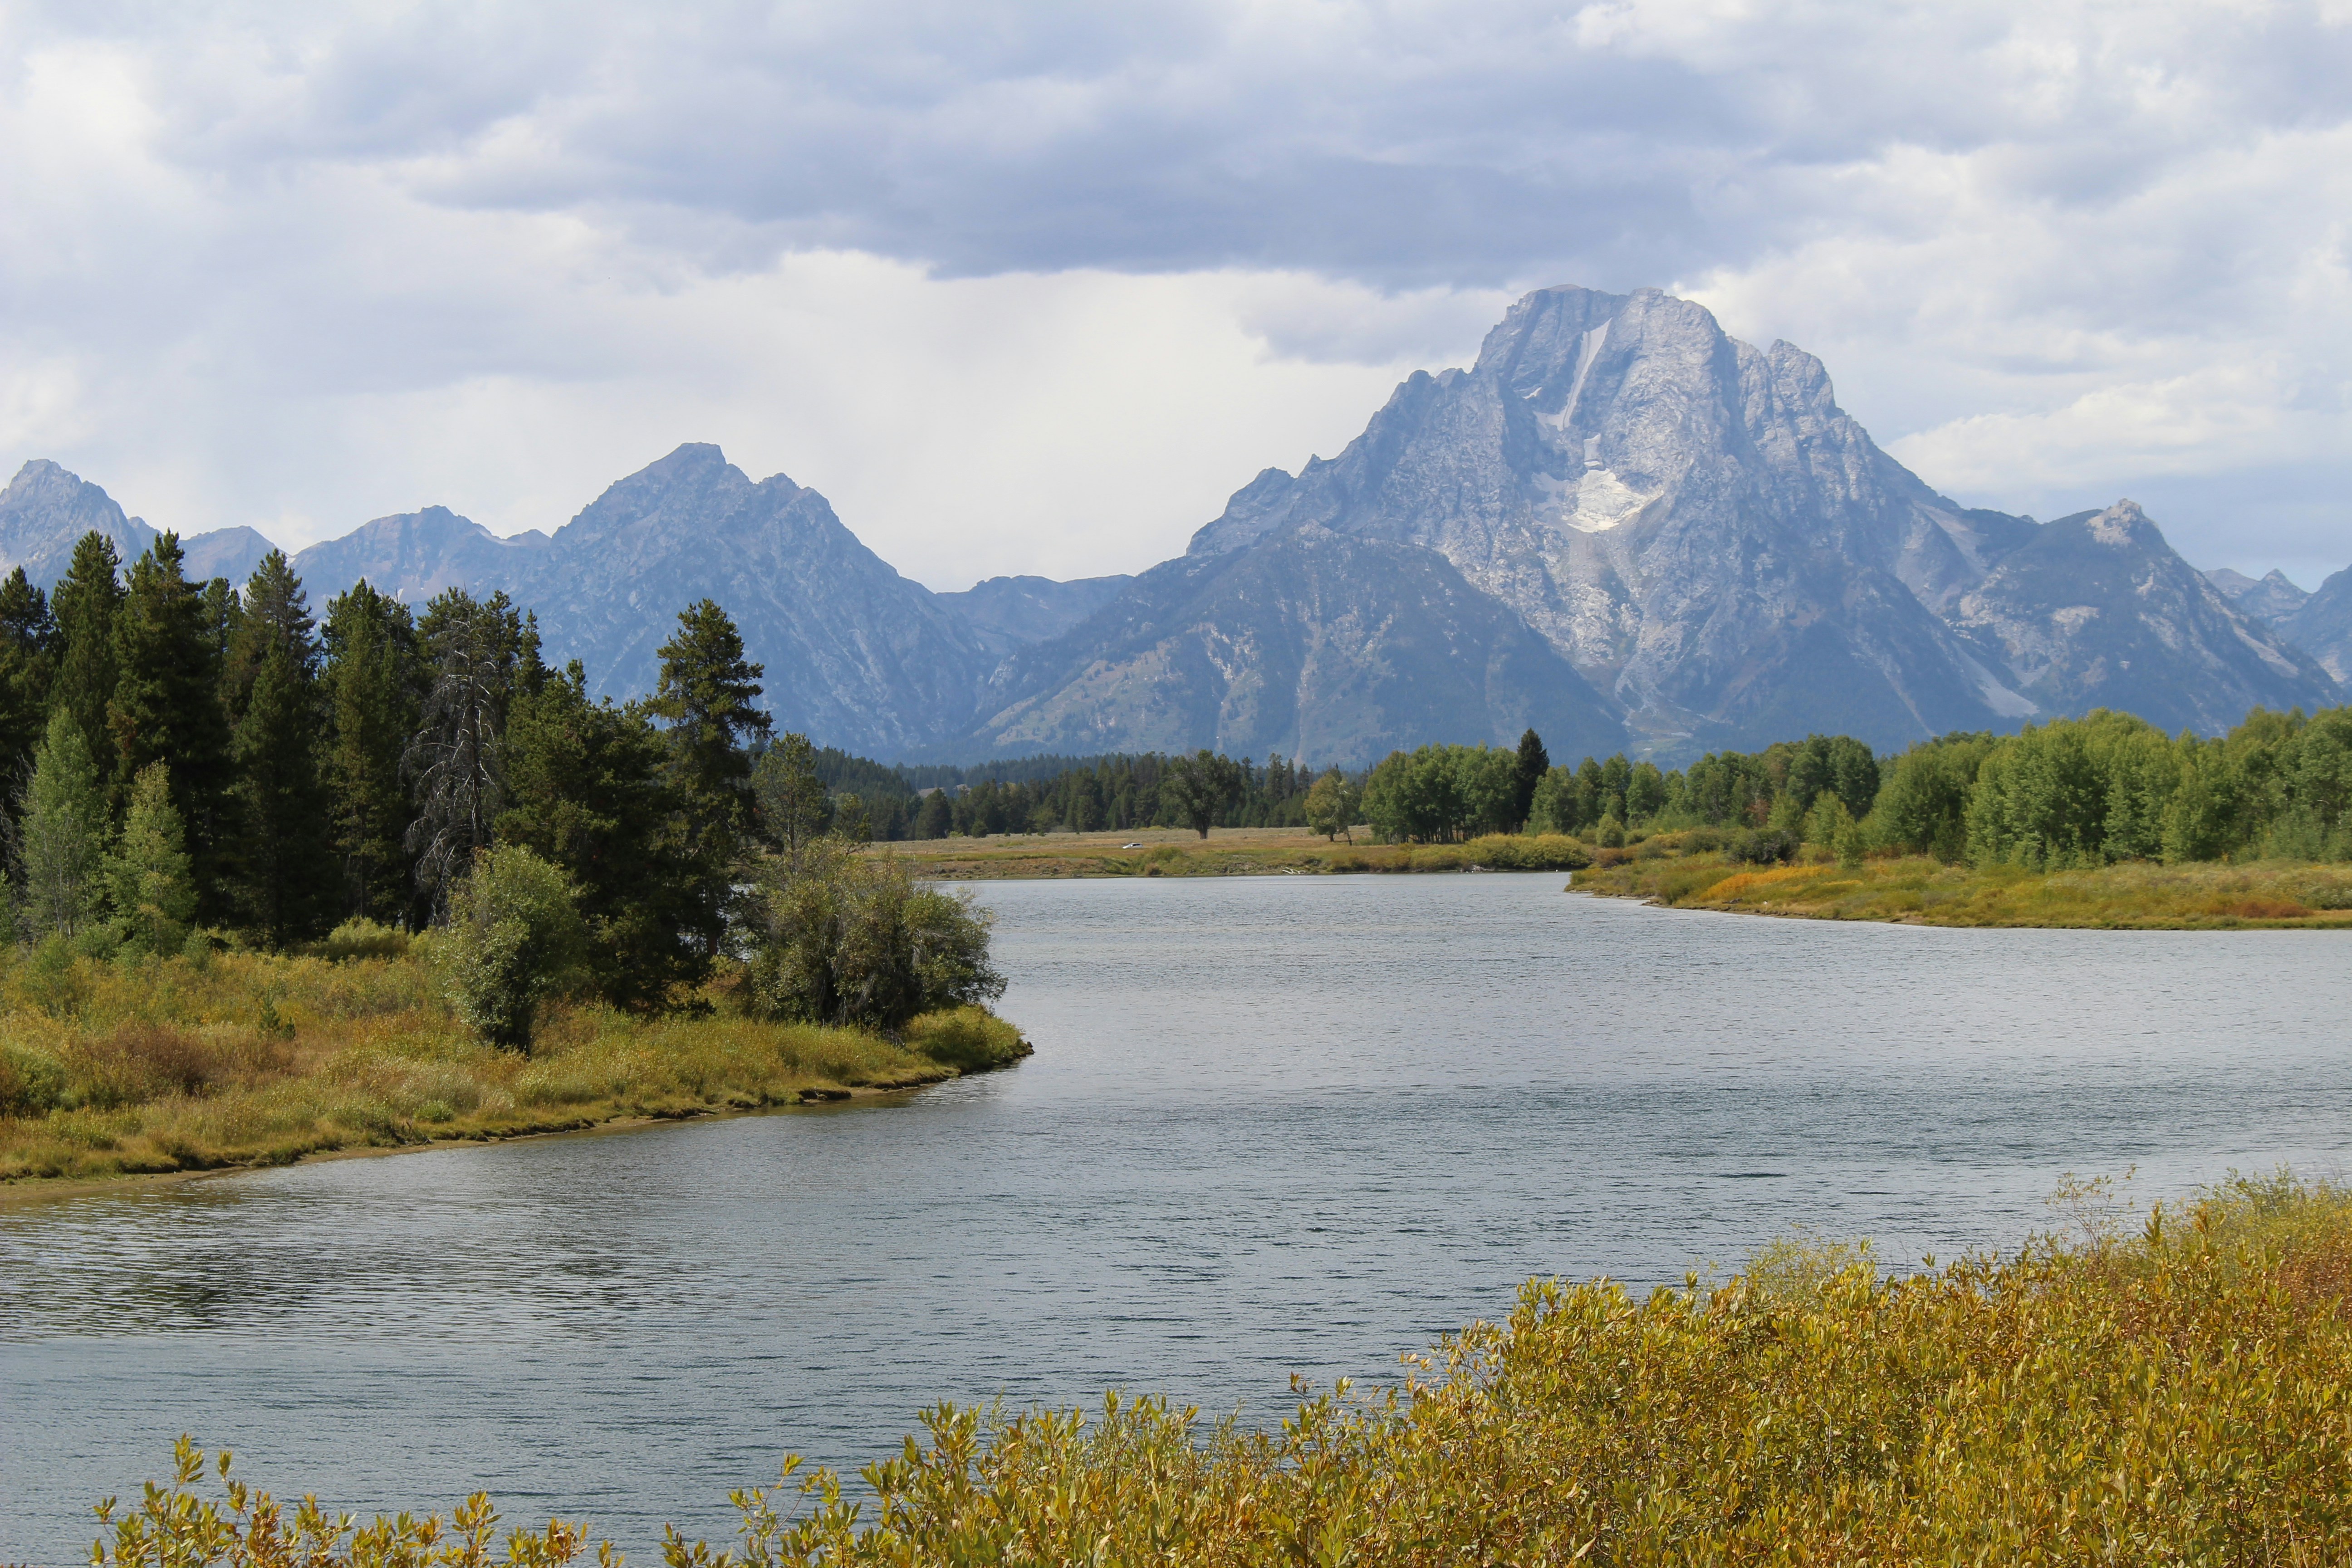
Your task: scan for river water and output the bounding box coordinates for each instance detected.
[5,875,2350,1560]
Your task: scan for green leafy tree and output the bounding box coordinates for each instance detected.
[18,708,110,937]
[48,531,124,782]
[444,845,589,1051]
[1869,734,1994,862]
[321,581,424,924]
[1304,767,1358,842]
[109,534,235,917]
[1162,750,1242,838]
[652,600,770,952]
[0,566,57,788]
[755,732,832,868]
[744,844,1004,1031]
[497,662,696,1009]
[105,760,196,954]
[405,590,527,918]
[1512,729,1549,830]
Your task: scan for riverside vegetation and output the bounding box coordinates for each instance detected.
[93,1172,2352,1564]
[0,531,1024,1186]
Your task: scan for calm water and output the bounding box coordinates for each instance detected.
[5,876,2350,1560]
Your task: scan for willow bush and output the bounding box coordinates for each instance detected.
[103,1174,2352,1565]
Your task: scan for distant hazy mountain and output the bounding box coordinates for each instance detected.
[181,526,277,587]
[0,460,159,588]
[2284,569,2352,685]
[936,573,1132,656]
[290,505,552,605]
[2206,567,2311,627]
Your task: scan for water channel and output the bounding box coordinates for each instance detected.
[5,875,2350,1559]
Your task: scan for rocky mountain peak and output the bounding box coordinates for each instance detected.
[0,459,159,588]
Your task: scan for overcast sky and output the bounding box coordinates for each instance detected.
[3,0,2350,589]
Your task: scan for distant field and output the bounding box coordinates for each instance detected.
[1576,844,2352,929]
[876,827,1588,878]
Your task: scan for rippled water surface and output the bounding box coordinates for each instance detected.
[6,876,2351,1560]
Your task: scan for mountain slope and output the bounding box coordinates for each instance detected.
[2283,568,2352,686]
[291,506,550,604]
[2206,567,2310,627]
[937,573,1133,655]
[0,460,160,588]
[964,523,1622,764]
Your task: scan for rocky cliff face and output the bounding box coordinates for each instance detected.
[0,460,159,588]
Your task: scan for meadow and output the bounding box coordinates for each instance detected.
[879,826,1590,880]
[93,1171,2352,1564]
[1572,835,2352,927]
[0,926,1028,1187]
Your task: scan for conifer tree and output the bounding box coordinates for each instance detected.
[0,566,57,789]
[1513,728,1549,830]
[48,531,124,782]
[230,553,336,946]
[321,581,424,924]
[19,708,110,937]
[110,534,235,917]
[106,760,196,954]
[499,661,695,1008]
[405,589,526,918]
[652,600,769,953]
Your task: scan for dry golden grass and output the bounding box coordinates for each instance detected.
[1576,849,2352,928]
[878,829,1586,879]
[0,941,1012,1186]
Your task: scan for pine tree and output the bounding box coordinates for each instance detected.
[110,534,235,919]
[405,589,526,918]
[0,567,57,789]
[1513,728,1549,830]
[499,661,696,1008]
[19,708,110,937]
[321,581,424,925]
[231,553,336,946]
[652,599,770,952]
[106,760,196,954]
[48,531,124,784]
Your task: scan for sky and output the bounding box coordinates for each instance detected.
[3,0,2350,591]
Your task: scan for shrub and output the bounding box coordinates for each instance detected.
[744,847,1005,1032]
[444,847,589,1051]
[1726,827,1798,864]
[1464,833,1591,871]
[322,918,411,962]
[0,1042,67,1117]
[903,1006,1031,1071]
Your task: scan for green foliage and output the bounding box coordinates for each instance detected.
[1868,732,1994,862]
[106,761,198,955]
[405,590,529,915]
[744,847,1006,1032]
[652,599,770,952]
[902,1005,1031,1071]
[1303,766,1359,842]
[47,530,124,786]
[0,564,56,788]
[111,534,237,923]
[754,731,831,865]
[19,706,111,937]
[321,917,409,962]
[321,581,424,925]
[229,553,337,946]
[1161,749,1244,838]
[444,846,589,1051]
[1362,743,1518,842]
[1510,727,1548,828]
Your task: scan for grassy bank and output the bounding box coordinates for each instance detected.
[878,826,1589,879]
[101,1174,2352,1563]
[0,939,1028,1187]
[1573,835,2352,927]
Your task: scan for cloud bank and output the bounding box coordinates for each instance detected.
[1,0,2348,586]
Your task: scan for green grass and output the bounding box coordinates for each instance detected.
[1573,842,2352,927]
[881,828,1589,879]
[0,941,1028,1186]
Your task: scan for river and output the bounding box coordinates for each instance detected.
[5,875,2349,1560]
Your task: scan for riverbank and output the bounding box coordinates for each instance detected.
[876,825,1589,878]
[0,942,1028,1190]
[100,1171,2352,1563]
[1573,843,2352,927]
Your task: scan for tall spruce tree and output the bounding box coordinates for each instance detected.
[48,531,124,785]
[1513,728,1550,830]
[0,567,57,789]
[110,534,235,920]
[499,661,696,1008]
[106,760,197,955]
[322,581,424,925]
[229,552,336,946]
[404,589,526,918]
[651,599,769,955]
[19,707,110,938]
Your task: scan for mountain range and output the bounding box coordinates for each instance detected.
[2,284,2343,766]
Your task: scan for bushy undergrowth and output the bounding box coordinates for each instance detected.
[103,1175,2352,1564]
[0,942,1023,1182]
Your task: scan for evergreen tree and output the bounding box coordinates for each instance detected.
[321,581,424,925]
[230,553,336,945]
[110,534,236,918]
[18,708,110,937]
[499,662,696,1008]
[915,787,953,840]
[652,599,770,953]
[1512,729,1549,830]
[48,531,124,783]
[106,760,196,954]
[404,589,526,918]
[0,567,57,789]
